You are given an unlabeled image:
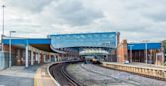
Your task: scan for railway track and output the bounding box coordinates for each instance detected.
[49,62,82,86]
[80,64,141,86]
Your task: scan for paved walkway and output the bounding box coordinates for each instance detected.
[129,62,166,69]
[104,62,166,69]
[34,63,56,86]
[0,65,39,86]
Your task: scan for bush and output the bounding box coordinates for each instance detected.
[164,62,166,66]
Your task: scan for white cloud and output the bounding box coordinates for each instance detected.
[0,0,166,42]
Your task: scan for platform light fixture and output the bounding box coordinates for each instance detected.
[9,31,16,68]
[143,40,150,64]
[1,5,5,52]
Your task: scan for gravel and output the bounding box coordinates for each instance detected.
[66,63,166,86]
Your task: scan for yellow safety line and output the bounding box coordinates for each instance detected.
[34,68,40,86]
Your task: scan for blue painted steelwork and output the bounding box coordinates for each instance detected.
[128,43,161,50]
[48,32,117,37]
[49,32,117,48]
[2,38,51,45]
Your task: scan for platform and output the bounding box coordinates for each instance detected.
[34,63,56,86]
[129,62,166,69]
[102,62,166,80]
[0,65,39,86]
[104,62,166,69]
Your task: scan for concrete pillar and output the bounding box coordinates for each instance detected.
[25,45,29,68]
[38,52,40,64]
[35,52,38,62]
[31,50,34,65]
[55,55,57,62]
[54,55,57,62]
[56,55,59,62]
[43,54,46,63]
[49,55,51,62]
[149,50,152,64]
[57,56,59,61]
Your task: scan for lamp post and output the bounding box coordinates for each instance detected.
[1,5,5,52]
[128,45,134,63]
[145,42,148,64]
[9,31,16,68]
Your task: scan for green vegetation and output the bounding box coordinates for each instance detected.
[163,61,166,66]
[163,41,166,52]
[163,40,166,62]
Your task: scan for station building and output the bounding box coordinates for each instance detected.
[117,40,165,65]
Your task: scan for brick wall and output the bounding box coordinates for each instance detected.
[117,40,128,63]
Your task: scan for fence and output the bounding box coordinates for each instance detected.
[102,62,166,80]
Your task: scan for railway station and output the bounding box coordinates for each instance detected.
[0,32,165,69]
[1,0,166,85]
[117,40,164,65]
[0,32,166,86]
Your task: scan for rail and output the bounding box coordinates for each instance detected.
[48,61,82,86]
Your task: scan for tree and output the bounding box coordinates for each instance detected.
[163,40,166,53]
[162,40,166,62]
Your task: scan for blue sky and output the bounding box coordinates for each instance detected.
[0,0,166,42]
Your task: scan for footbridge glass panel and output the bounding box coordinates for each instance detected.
[49,32,117,49]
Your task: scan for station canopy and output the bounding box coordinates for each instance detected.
[128,43,161,50]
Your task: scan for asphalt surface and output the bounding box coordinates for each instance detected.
[0,75,33,86]
[0,65,40,86]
